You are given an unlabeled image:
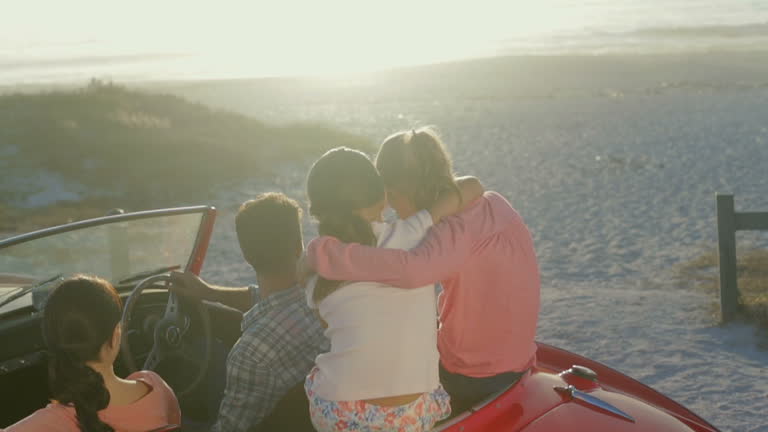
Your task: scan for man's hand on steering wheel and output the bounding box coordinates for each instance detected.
[170,271,253,313]
[169,271,218,301]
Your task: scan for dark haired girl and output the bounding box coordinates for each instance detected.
[4,275,180,432]
[302,147,483,432]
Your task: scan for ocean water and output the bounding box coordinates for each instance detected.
[2,0,768,85]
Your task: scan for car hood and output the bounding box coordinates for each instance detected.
[521,386,715,432]
[450,370,717,432]
[510,368,716,432]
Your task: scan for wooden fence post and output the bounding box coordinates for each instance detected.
[716,194,739,322]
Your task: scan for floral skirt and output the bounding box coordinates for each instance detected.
[305,367,451,432]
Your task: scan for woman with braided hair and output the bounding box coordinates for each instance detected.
[3,275,180,432]
[302,146,485,432]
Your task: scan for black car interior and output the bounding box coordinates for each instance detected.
[0,279,315,431]
[0,207,316,431]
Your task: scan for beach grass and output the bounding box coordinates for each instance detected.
[0,80,373,205]
[0,80,375,234]
[677,248,768,326]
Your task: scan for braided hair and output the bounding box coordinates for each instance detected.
[306,147,385,303]
[375,127,461,211]
[43,275,122,432]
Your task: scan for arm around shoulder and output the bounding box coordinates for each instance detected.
[307,190,519,288]
[428,176,484,223]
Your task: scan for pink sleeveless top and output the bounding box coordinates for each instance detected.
[2,371,180,432]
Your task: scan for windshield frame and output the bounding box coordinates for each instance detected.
[0,206,217,275]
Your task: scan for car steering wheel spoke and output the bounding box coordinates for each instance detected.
[120,274,212,399]
[163,289,181,323]
[143,347,164,370]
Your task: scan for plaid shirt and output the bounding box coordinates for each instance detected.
[211,285,328,432]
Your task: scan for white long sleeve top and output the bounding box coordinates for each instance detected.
[306,210,440,401]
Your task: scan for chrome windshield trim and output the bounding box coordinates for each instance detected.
[0,206,213,249]
[556,385,635,423]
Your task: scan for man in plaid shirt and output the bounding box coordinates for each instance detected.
[171,193,328,431]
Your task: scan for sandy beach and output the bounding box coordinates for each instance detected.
[156,51,768,431]
[1,50,767,430]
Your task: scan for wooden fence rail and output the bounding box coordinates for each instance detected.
[716,194,768,322]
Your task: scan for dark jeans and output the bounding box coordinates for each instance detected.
[439,363,524,415]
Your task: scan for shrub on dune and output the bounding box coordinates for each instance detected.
[677,248,768,327]
[0,80,373,204]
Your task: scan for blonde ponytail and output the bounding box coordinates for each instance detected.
[376,127,461,210]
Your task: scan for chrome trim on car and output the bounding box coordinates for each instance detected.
[569,365,598,381]
[555,385,635,423]
[0,206,214,249]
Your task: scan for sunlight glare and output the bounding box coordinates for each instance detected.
[3,0,581,77]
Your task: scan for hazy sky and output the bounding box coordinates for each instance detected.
[3,0,589,74]
[4,0,576,43]
[4,0,768,79]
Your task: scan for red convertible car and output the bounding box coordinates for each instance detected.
[0,206,721,431]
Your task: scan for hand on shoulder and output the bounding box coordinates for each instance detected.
[429,176,485,222]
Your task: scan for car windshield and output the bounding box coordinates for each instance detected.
[0,210,207,314]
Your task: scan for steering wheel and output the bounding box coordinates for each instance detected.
[120,274,212,398]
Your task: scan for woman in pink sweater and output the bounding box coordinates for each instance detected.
[3,276,180,432]
[306,127,541,414]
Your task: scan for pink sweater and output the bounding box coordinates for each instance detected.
[307,191,540,377]
[3,371,180,432]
